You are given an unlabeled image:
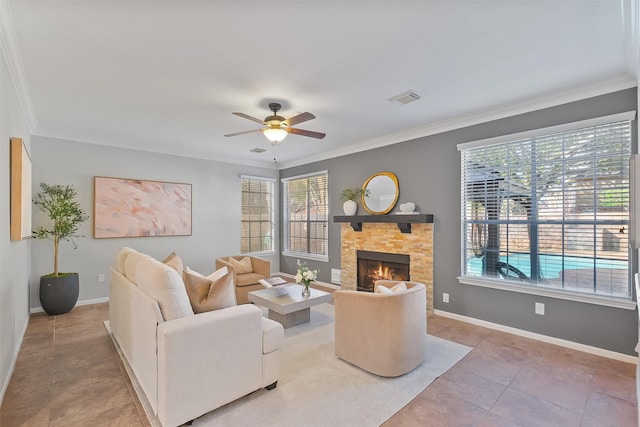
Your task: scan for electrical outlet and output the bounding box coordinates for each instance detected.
[331,269,342,285]
[443,293,450,303]
[535,302,545,315]
[97,273,105,283]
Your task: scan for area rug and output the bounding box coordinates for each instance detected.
[106,304,471,427]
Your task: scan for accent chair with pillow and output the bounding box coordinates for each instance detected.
[109,247,283,427]
[334,280,427,377]
[215,255,271,304]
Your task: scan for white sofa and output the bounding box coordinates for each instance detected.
[109,247,284,427]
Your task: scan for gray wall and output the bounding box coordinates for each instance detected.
[30,136,279,308]
[280,88,639,355]
[0,55,32,398]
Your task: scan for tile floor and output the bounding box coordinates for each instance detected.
[0,302,637,426]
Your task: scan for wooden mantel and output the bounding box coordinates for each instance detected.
[333,214,433,234]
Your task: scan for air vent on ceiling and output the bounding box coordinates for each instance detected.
[388,90,421,106]
[250,147,266,153]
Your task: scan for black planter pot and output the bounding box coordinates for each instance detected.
[39,273,80,315]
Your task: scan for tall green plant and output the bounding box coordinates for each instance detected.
[33,183,89,276]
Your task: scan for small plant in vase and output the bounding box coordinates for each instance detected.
[340,187,370,216]
[295,260,318,297]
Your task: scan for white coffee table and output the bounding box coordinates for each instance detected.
[248,284,332,328]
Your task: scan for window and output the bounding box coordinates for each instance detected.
[241,176,274,254]
[282,171,329,260]
[459,112,634,304]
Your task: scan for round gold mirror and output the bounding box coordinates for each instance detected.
[361,171,399,215]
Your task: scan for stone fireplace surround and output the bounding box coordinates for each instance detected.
[339,222,434,314]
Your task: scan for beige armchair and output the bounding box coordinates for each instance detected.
[215,255,271,304]
[334,280,427,377]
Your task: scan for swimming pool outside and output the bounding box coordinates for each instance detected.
[467,253,627,280]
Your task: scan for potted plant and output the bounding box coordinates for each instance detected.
[33,182,89,315]
[340,187,369,216]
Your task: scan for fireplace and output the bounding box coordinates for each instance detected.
[357,250,410,292]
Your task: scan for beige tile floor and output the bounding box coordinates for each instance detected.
[0,302,637,426]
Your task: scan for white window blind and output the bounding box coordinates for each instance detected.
[282,171,329,259]
[460,118,632,300]
[241,176,275,254]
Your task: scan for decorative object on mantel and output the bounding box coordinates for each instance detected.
[397,202,419,215]
[362,171,399,215]
[340,187,370,216]
[334,213,433,233]
[295,260,318,297]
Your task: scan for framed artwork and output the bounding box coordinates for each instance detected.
[10,137,31,241]
[94,176,192,238]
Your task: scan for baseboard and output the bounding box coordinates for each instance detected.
[0,315,29,405]
[434,309,638,364]
[30,296,110,314]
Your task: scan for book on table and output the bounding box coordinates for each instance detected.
[258,276,288,288]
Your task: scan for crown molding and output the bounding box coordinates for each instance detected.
[0,2,37,132]
[278,76,637,170]
[31,128,280,170]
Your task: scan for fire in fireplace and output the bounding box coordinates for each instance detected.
[357,250,410,292]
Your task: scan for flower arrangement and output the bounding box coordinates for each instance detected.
[295,260,318,297]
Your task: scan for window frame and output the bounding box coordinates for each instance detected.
[457,111,636,310]
[281,170,329,262]
[240,175,275,256]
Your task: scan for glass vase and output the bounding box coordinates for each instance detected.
[302,282,311,297]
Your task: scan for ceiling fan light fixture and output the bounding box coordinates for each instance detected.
[264,127,288,143]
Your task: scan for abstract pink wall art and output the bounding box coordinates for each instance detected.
[94,176,192,238]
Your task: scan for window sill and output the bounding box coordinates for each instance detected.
[282,251,329,263]
[241,250,276,257]
[458,276,636,310]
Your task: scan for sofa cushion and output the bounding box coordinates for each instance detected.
[261,318,284,354]
[135,256,194,320]
[115,247,138,275]
[183,266,237,313]
[124,251,155,283]
[228,256,253,274]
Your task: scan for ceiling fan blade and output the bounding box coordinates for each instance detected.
[288,127,326,139]
[224,128,265,137]
[284,112,315,127]
[232,112,266,125]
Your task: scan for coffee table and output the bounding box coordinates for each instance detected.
[248,284,332,328]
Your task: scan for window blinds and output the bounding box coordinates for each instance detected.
[240,176,274,253]
[460,118,632,299]
[282,171,329,257]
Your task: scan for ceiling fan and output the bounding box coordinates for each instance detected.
[224,103,326,144]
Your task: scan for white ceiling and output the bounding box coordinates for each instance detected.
[5,0,638,169]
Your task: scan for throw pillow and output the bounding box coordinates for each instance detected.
[391,281,408,292]
[183,266,237,313]
[376,285,393,294]
[135,256,194,320]
[375,282,408,294]
[115,247,137,275]
[227,256,253,274]
[162,252,184,274]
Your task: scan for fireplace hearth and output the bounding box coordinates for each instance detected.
[357,250,410,292]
